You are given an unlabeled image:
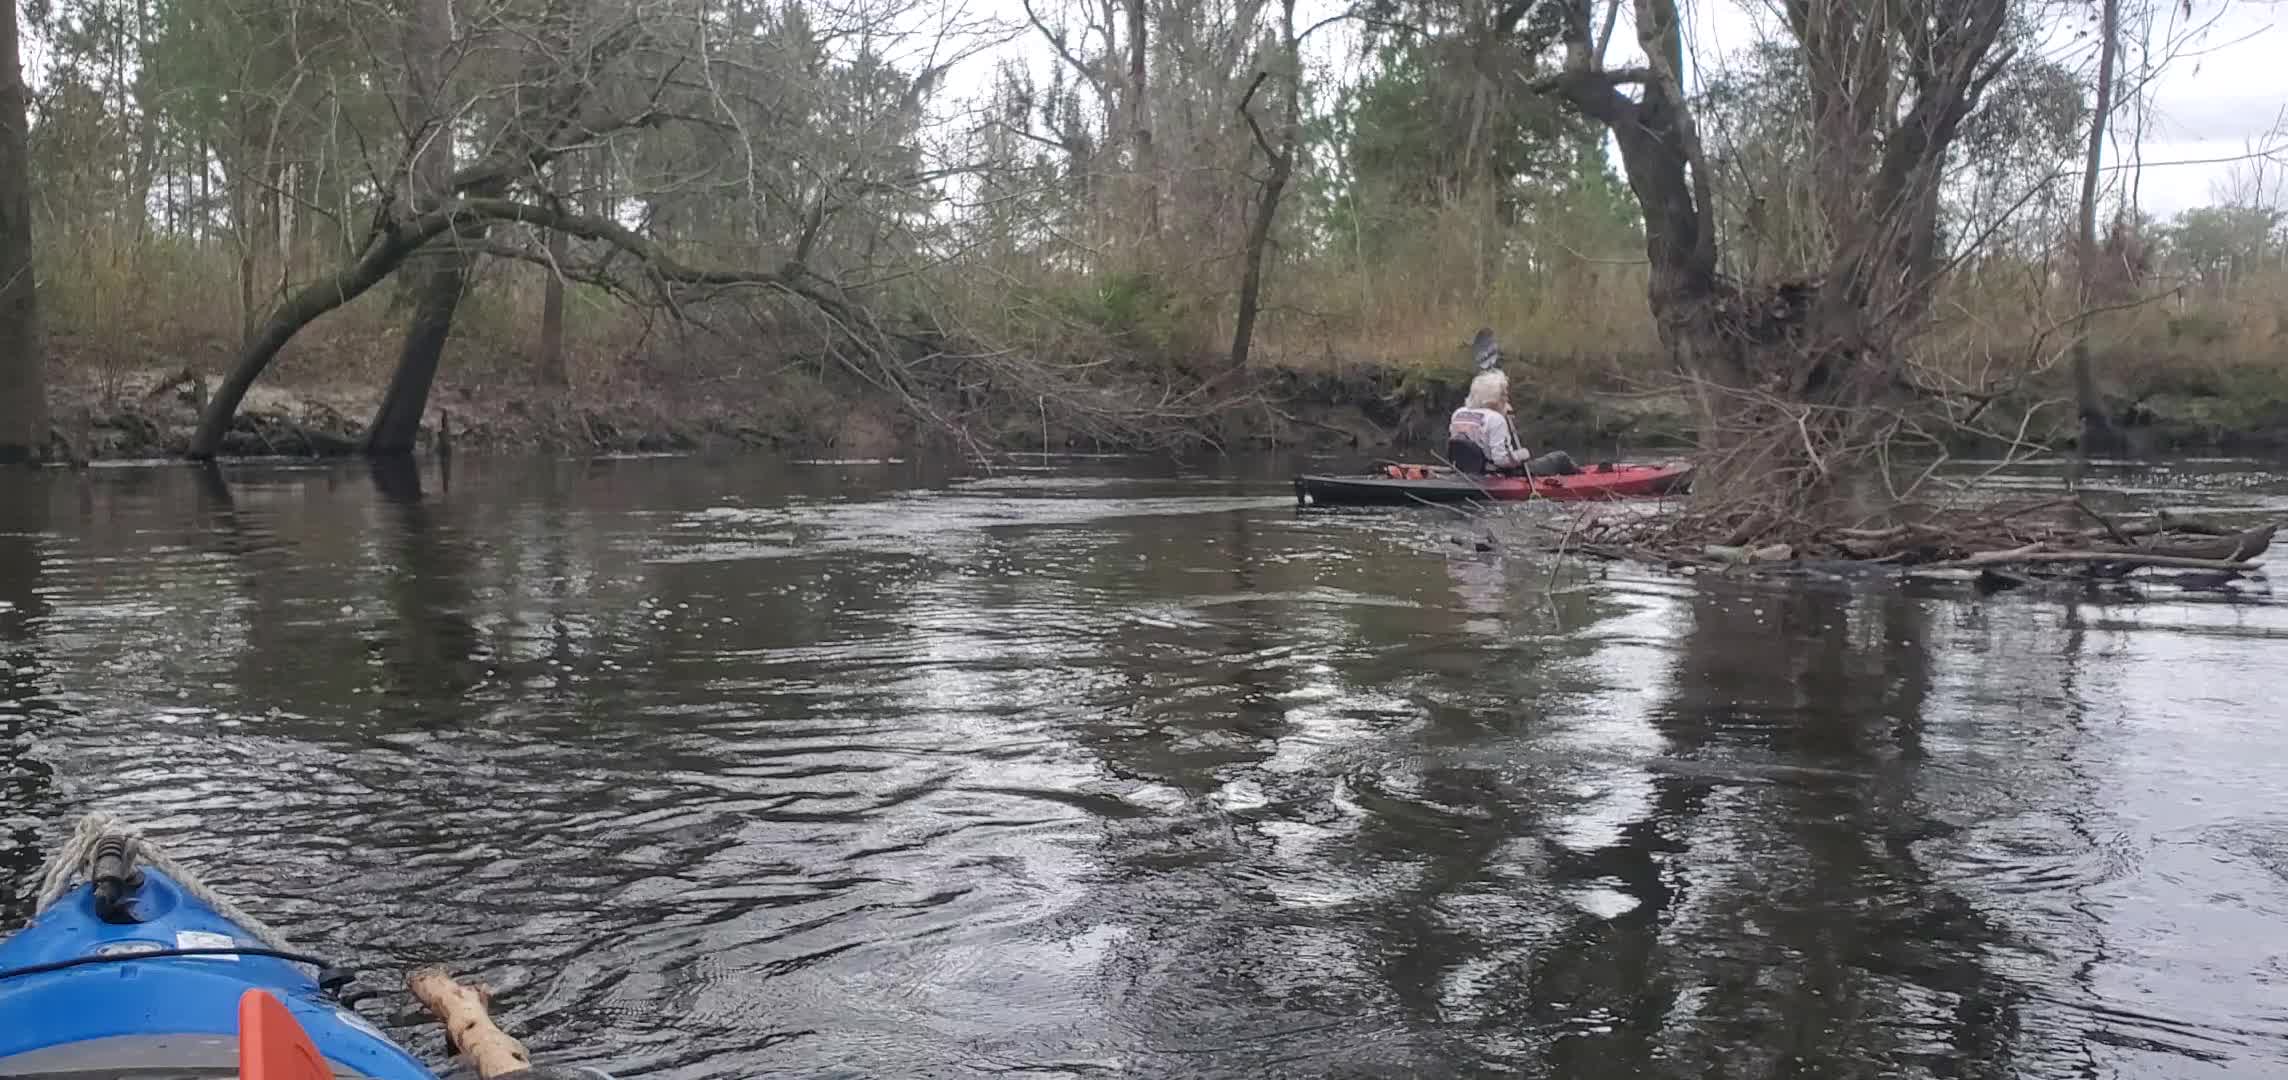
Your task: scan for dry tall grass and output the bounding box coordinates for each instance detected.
[34,205,2288,449]
[42,223,646,394]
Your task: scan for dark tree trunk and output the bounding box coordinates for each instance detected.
[188,189,806,460]
[1228,0,1297,372]
[363,0,460,454]
[0,0,44,464]
[190,210,470,458]
[364,239,477,455]
[538,225,568,386]
[1228,147,1290,372]
[2071,0,2123,460]
[1126,0,1156,240]
[1525,0,2010,524]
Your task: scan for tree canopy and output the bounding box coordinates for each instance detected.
[0,0,2274,463]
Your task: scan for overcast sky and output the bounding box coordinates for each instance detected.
[2102,0,2287,212]
[17,0,2278,216]
[944,0,2287,218]
[1650,0,2288,216]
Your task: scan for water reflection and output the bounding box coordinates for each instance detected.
[1606,586,2010,1078]
[365,458,488,710]
[0,470,53,921]
[0,457,2286,1078]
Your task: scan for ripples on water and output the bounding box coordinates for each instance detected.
[5,455,2288,1077]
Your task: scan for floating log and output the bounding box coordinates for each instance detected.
[408,967,534,1079]
[1925,543,2042,569]
[2072,513,2235,541]
[2137,522,2275,562]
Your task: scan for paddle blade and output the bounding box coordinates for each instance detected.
[1470,327,1500,371]
[238,989,333,1080]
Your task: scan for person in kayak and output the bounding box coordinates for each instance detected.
[1447,369,1581,477]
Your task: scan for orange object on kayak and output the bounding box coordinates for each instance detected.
[238,988,334,1080]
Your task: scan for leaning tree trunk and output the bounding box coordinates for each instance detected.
[0,0,43,464]
[363,0,460,456]
[2069,0,2123,462]
[1227,0,1298,373]
[365,237,478,455]
[187,191,803,460]
[1227,132,1292,372]
[189,211,468,458]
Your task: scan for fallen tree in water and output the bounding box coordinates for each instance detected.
[1541,499,2278,584]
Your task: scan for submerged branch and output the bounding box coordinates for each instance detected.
[1917,549,2263,574]
[1527,501,2278,586]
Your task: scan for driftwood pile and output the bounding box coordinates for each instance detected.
[1555,497,2278,585]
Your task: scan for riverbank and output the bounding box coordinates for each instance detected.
[48,363,833,461]
[31,211,2288,466]
[34,346,2288,464]
[38,352,1704,463]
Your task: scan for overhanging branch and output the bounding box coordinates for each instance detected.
[1523,66,1654,94]
[1237,70,1277,159]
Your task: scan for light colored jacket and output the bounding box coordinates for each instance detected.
[1449,405,1526,468]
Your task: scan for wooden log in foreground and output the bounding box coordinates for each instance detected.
[408,966,535,1079]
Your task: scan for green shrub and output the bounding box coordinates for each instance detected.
[1055,271,1209,355]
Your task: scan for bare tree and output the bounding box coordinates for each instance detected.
[2213,145,2288,214]
[185,0,1185,459]
[1512,0,2018,528]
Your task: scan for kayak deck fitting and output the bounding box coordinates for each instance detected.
[0,813,438,1080]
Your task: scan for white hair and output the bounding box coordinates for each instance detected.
[1465,370,1509,410]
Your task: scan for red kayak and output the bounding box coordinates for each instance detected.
[1294,461,1692,507]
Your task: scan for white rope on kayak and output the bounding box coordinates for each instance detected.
[30,810,300,956]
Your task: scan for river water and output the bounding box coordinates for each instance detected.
[4,454,2288,1079]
